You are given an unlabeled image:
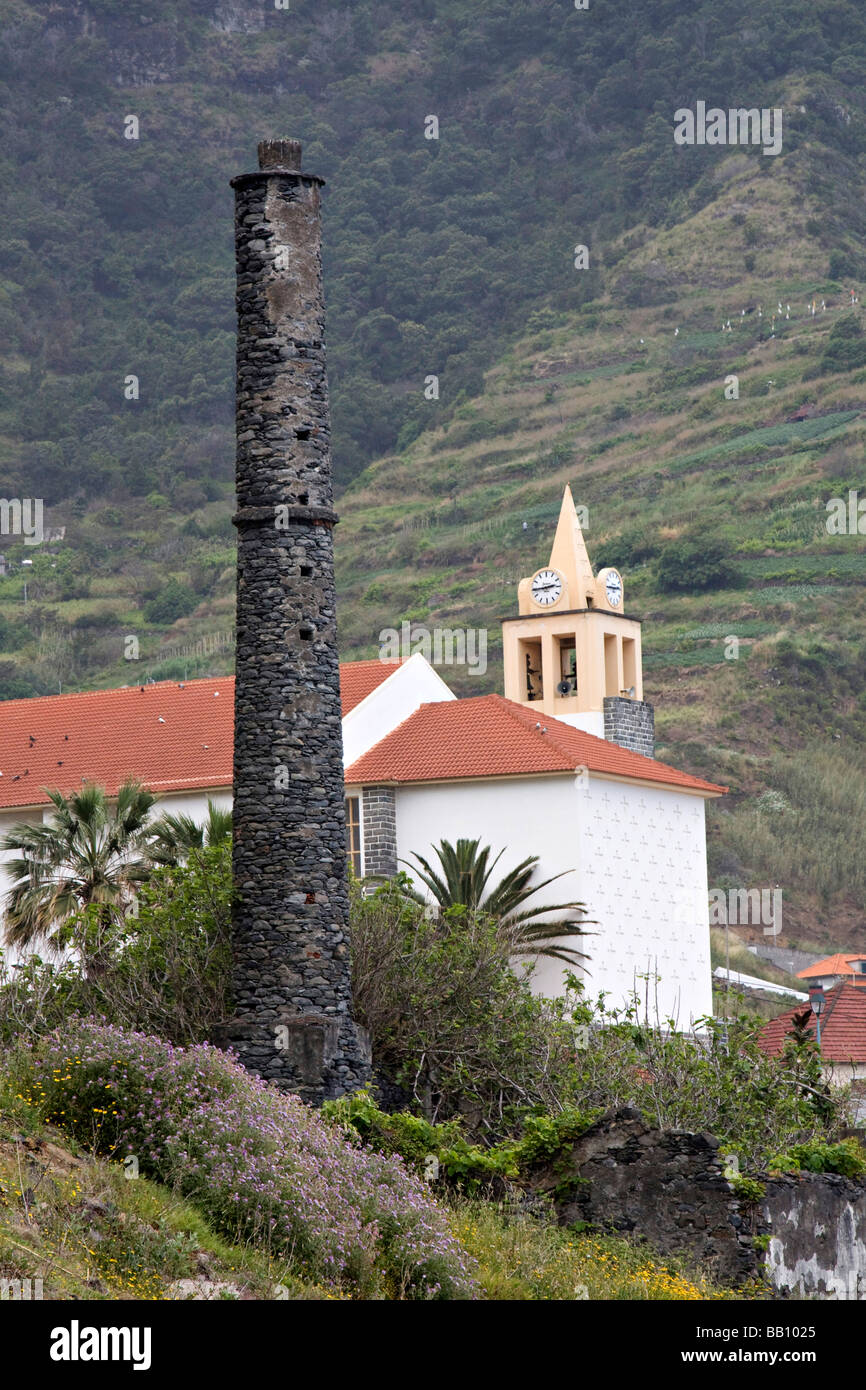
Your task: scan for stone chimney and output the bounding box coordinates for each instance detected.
[215,140,370,1102]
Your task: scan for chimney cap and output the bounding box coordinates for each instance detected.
[231,140,324,189]
[258,139,302,172]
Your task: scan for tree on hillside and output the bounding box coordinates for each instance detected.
[400,837,591,967]
[146,799,232,867]
[656,533,739,594]
[0,779,156,973]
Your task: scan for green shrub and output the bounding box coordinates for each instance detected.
[349,878,585,1138]
[73,608,121,629]
[656,533,740,593]
[0,845,233,1046]
[828,249,860,281]
[817,313,866,374]
[768,1137,866,1179]
[323,1089,517,1190]
[323,1088,598,1194]
[730,1175,766,1202]
[143,579,198,625]
[594,526,661,569]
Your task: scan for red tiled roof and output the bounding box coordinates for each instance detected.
[0,678,724,810]
[345,694,726,794]
[0,662,399,809]
[796,952,866,983]
[757,982,866,1064]
[0,677,234,808]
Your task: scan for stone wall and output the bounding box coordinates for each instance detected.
[361,786,398,878]
[535,1106,757,1286]
[762,1174,866,1300]
[603,696,655,758]
[530,1107,866,1298]
[751,943,818,977]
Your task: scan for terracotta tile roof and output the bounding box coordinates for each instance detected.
[0,662,399,810]
[345,694,726,795]
[0,677,235,809]
[757,982,866,1064]
[796,952,866,983]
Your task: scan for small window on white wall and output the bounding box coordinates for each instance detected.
[345,796,362,876]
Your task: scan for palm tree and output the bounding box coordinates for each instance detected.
[401,837,592,967]
[146,800,232,867]
[1,779,156,971]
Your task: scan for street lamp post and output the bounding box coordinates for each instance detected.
[808,984,826,1051]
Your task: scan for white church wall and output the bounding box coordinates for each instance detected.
[393,773,713,1027]
[342,653,455,767]
[149,788,232,820]
[552,711,605,739]
[573,775,713,1028]
[0,711,713,1026]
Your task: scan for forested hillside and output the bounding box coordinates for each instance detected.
[3,0,866,500]
[3,0,866,943]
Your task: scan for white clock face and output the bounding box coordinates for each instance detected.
[604,569,623,607]
[531,568,563,607]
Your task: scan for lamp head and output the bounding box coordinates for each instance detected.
[808,984,826,1017]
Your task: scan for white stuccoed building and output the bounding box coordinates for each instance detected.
[0,489,726,1023]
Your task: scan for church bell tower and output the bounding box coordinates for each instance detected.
[502,486,655,758]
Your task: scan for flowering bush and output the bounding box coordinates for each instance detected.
[11,1021,477,1300]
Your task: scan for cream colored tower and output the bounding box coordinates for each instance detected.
[503,486,644,734]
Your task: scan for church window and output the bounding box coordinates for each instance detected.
[604,633,619,696]
[345,796,362,875]
[520,638,543,700]
[556,637,577,696]
[623,638,636,693]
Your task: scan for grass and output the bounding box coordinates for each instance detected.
[449,1200,758,1301]
[0,1083,329,1300]
[661,411,862,477]
[643,647,747,669]
[0,1075,766,1302]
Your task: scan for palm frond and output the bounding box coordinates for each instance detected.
[0,777,156,967]
[400,837,593,968]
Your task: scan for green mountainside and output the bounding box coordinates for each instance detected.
[336,154,866,951]
[2,1,866,946]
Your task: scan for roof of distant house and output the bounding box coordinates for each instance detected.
[796,952,866,984]
[757,982,866,1064]
[345,694,726,795]
[0,663,399,810]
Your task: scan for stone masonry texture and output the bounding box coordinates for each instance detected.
[530,1107,866,1296]
[360,786,398,878]
[214,139,370,1102]
[603,695,655,759]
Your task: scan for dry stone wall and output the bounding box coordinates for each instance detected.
[530,1107,866,1298]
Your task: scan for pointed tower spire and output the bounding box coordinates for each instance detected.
[503,484,653,756]
[548,484,596,609]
